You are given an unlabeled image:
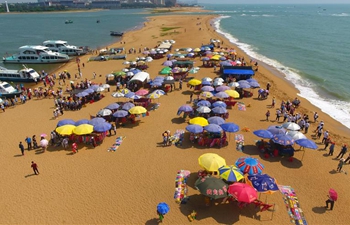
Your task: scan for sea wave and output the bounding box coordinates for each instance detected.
[213,16,350,129]
[331,13,349,17]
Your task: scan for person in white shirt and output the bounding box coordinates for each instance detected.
[322,130,329,144]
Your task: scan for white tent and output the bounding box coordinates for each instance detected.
[158,43,172,50]
[129,72,150,83]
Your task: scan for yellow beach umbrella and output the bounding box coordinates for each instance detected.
[211,55,221,60]
[218,165,244,182]
[148,93,161,99]
[188,79,202,86]
[189,117,209,126]
[73,124,94,135]
[193,48,201,52]
[129,106,147,114]
[55,124,76,136]
[198,153,226,172]
[225,90,240,98]
[201,91,213,98]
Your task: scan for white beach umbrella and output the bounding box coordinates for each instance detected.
[228,82,239,88]
[197,106,211,113]
[175,48,179,52]
[97,108,112,116]
[123,61,130,65]
[170,40,175,43]
[214,78,224,83]
[135,57,140,61]
[112,92,125,98]
[286,131,307,140]
[101,84,110,89]
[96,87,105,92]
[164,76,174,81]
[213,80,224,86]
[126,71,134,77]
[122,68,129,72]
[202,77,213,82]
[282,122,301,131]
[106,74,114,78]
[163,49,169,53]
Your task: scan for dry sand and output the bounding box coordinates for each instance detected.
[1,13,350,225]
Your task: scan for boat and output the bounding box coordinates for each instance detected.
[2,45,70,64]
[65,20,73,24]
[43,40,87,56]
[0,81,22,98]
[110,31,124,36]
[0,65,44,83]
[97,20,100,23]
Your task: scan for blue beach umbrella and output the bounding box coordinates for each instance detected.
[84,88,95,94]
[247,174,279,194]
[124,92,136,98]
[122,102,135,111]
[249,82,260,88]
[238,82,251,89]
[201,86,214,92]
[201,80,211,86]
[186,124,204,134]
[267,125,286,135]
[76,92,89,97]
[204,124,223,133]
[88,117,106,126]
[105,103,120,110]
[90,85,100,91]
[215,92,230,99]
[178,104,193,112]
[196,100,211,107]
[113,110,129,118]
[57,119,76,127]
[220,123,239,133]
[295,139,318,149]
[157,202,170,215]
[208,116,225,125]
[93,122,112,133]
[152,89,165,95]
[212,107,228,114]
[253,129,274,139]
[212,101,227,108]
[272,134,294,146]
[75,119,90,126]
[246,78,257,83]
[235,157,264,175]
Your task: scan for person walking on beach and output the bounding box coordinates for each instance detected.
[265,110,270,121]
[328,142,335,156]
[336,144,347,159]
[314,112,319,123]
[344,153,350,164]
[336,158,345,172]
[304,121,310,134]
[325,194,336,210]
[31,161,39,175]
[322,130,329,144]
[324,137,331,150]
[189,93,193,103]
[72,142,78,154]
[19,142,25,155]
[25,136,32,150]
[275,109,281,122]
[179,80,183,90]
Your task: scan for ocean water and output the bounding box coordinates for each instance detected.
[203,4,350,129]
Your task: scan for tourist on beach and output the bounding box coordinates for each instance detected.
[157,210,165,222]
[179,80,183,90]
[344,153,350,164]
[328,142,335,156]
[336,144,347,159]
[189,93,193,103]
[324,137,331,150]
[304,121,310,134]
[162,131,168,147]
[322,130,329,144]
[25,136,32,150]
[325,194,335,210]
[314,112,319,123]
[72,142,78,154]
[275,109,281,122]
[32,135,38,149]
[265,110,270,121]
[91,136,97,148]
[266,82,271,91]
[31,161,39,175]
[336,158,345,172]
[19,142,24,155]
[271,97,276,108]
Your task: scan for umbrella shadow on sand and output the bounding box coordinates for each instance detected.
[312,206,327,214]
[144,218,160,225]
[171,117,186,124]
[280,157,303,169]
[179,194,260,224]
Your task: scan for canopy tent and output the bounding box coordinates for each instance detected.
[222,66,255,80]
[129,72,150,83]
[158,43,172,50]
[172,61,194,68]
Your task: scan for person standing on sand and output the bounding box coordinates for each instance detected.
[189,93,193,103]
[25,136,32,150]
[265,110,270,121]
[314,112,319,123]
[322,130,329,144]
[31,161,39,175]
[336,144,347,159]
[179,80,183,90]
[19,142,24,155]
[304,121,310,134]
[328,142,335,156]
[336,158,345,172]
[325,194,336,210]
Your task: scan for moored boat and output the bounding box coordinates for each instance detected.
[110,31,124,36]
[2,45,70,64]
[0,65,44,83]
[65,20,73,24]
[0,81,22,98]
[43,40,87,56]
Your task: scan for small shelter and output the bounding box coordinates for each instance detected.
[221,66,255,80]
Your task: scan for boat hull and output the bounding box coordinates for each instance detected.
[0,76,45,83]
[0,90,23,98]
[2,58,70,64]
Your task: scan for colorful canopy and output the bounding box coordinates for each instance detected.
[188,79,202,86]
[157,202,170,215]
[57,119,75,127]
[129,106,147,114]
[195,177,228,199]
[198,153,226,172]
[228,183,257,203]
[295,139,318,149]
[75,119,90,126]
[113,110,129,118]
[88,117,106,126]
[208,116,225,125]
[220,123,239,133]
[73,124,94,135]
[218,165,244,182]
[204,124,223,133]
[55,125,76,135]
[225,90,240,98]
[253,129,274,139]
[178,104,193,113]
[93,122,112,133]
[272,134,295,146]
[189,117,209,126]
[186,124,203,134]
[235,157,264,175]
[246,174,279,194]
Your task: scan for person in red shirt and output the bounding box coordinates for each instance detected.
[72,142,78,154]
[31,161,39,175]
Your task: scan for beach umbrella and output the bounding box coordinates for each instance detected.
[212,107,228,114]
[225,90,240,98]
[135,89,149,96]
[238,82,251,89]
[147,93,161,99]
[249,82,260,88]
[216,86,230,92]
[88,117,106,126]
[57,119,76,127]
[126,71,134,77]
[214,78,224,83]
[40,133,47,137]
[152,89,165,95]
[188,79,202,86]
[189,117,209,126]
[202,77,213,82]
[111,92,124,98]
[286,131,307,140]
[84,88,95,94]
[73,124,94,135]
[200,92,214,98]
[129,106,147,114]
[185,124,204,134]
[164,76,174,81]
[204,124,223,133]
[267,125,286,135]
[208,116,225,125]
[218,165,244,182]
[129,94,142,100]
[55,125,76,136]
[228,183,258,203]
[75,119,90,126]
[282,122,301,131]
[90,85,100,91]
[40,139,49,147]
[246,78,257,83]
[201,57,210,61]
[76,92,89,97]
[101,84,110,89]
[329,189,338,201]
[197,106,211,114]
[201,80,211,86]
[105,103,120,110]
[93,122,112,133]
[201,86,214,92]
[220,122,239,133]
[213,80,224,86]
[212,101,227,108]
[122,68,129,72]
[157,202,170,215]
[178,105,193,113]
[235,156,264,175]
[253,129,274,139]
[96,87,105,92]
[122,61,130,65]
[151,82,163,87]
[195,177,228,199]
[163,60,173,66]
[246,174,279,194]
[295,139,318,149]
[113,110,129,118]
[198,153,226,172]
[196,100,211,107]
[272,134,295,146]
[124,92,136,98]
[97,108,112,116]
[215,92,230,99]
[193,48,201,52]
[228,82,239,88]
[119,88,131,95]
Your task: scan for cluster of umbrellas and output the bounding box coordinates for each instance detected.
[112,88,164,100]
[110,68,143,78]
[75,83,111,98]
[196,153,278,202]
[185,117,239,133]
[253,122,318,150]
[55,118,110,135]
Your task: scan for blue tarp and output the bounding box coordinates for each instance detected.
[223,69,254,75]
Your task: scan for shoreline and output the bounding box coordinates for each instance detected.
[0,9,105,15]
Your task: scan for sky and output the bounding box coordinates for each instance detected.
[198,0,350,3]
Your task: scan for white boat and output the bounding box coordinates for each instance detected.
[0,65,43,83]
[2,45,70,64]
[43,40,86,56]
[0,81,22,98]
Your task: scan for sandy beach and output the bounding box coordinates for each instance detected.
[1,11,350,225]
